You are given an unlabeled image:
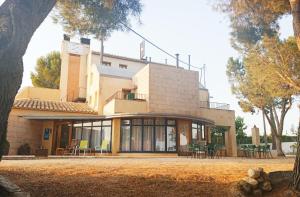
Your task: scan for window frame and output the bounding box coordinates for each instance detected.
[71,120,112,153]
[120,118,177,153]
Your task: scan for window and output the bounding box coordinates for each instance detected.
[71,120,112,152]
[119,64,128,69]
[192,122,205,143]
[102,61,111,66]
[120,118,177,152]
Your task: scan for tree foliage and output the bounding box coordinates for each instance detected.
[216,0,290,50]
[0,0,142,160]
[235,116,247,144]
[53,0,142,39]
[31,51,61,89]
[227,36,300,156]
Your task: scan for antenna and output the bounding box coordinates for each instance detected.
[203,64,206,88]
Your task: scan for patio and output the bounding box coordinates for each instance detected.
[0,157,294,197]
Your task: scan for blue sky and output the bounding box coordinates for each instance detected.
[1,0,297,135]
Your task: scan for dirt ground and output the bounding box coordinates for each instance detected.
[0,157,295,197]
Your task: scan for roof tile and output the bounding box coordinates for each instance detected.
[13,99,97,114]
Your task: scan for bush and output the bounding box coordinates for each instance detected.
[17,143,31,155]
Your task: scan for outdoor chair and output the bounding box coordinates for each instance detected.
[187,144,195,158]
[94,140,110,155]
[247,145,256,158]
[239,145,249,157]
[207,143,216,159]
[65,139,79,155]
[76,140,92,156]
[255,145,264,159]
[262,144,272,158]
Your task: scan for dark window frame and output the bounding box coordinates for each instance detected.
[120,118,177,153]
[71,120,112,153]
[119,64,128,69]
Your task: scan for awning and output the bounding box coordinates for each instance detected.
[20,112,215,125]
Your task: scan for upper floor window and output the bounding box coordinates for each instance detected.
[119,64,128,69]
[103,61,111,66]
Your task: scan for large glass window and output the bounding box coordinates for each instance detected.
[71,120,112,152]
[121,125,130,151]
[120,118,177,152]
[192,122,205,143]
[143,119,154,151]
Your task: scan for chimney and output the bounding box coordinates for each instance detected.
[63,34,70,41]
[80,37,91,45]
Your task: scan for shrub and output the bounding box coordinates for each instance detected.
[17,143,31,155]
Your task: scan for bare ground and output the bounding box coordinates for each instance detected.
[0,157,295,197]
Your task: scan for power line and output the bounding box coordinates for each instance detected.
[120,22,203,71]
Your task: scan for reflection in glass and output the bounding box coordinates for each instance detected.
[102,126,111,151]
[167,126,176,151]
[143,126,154,151]
[121,125,130,151]
[131,126,142,151]
[90,127,101,148]
[155,126,165,151]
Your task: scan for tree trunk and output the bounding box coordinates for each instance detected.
[290,0,300,49]
[0,0,56,159]
[291,113,300,190]
[274,135,285,157]
[271,129,277,150]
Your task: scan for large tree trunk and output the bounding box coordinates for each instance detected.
[271,129,277,150]
[274,135,285,157]
[0,0,56,159]
[291,0,300,49]
[291,114,300,191]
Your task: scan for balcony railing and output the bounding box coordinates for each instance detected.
[105,91,147,104]
[199,101,230,110]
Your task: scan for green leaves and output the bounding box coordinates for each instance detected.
[30,51,61,89]
[53,0,142,39]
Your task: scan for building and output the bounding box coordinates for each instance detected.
[7,37,237,156]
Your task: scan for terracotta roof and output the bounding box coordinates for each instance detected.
[13,99,97,114]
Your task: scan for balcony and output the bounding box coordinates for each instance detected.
[103,91,148,115]
[105,91,147,104]
[199,101,230,110]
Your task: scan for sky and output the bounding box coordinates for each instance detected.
[1,0,297,135]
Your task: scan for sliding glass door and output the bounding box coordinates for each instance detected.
[120,118,177,153]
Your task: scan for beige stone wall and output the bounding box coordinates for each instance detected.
[16,87,60,101]
[147,64,200,116]
[7,111,43,155]
[111,118,121,155]
[103,99,147,115]
[198,108,237,156]
[132,65,150,103]
[177,119,192,147]
[41,121,55,155]
[7,109,95,155]
[99,76,134,114]
[199,88,209,102]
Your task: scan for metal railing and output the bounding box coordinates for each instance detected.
[199,101,230,110]
[105,91,147,104]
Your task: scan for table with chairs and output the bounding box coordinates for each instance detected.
[238,144,272,158]
[181,142,226,159]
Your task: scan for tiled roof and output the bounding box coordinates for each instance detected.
[13,99,96,114]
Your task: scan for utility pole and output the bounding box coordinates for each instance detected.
[188,55,191,70]
[175,54,179,68]
[165,59,168,64]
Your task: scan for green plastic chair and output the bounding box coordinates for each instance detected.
[100,140,109,154]
[78,140,91,155]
